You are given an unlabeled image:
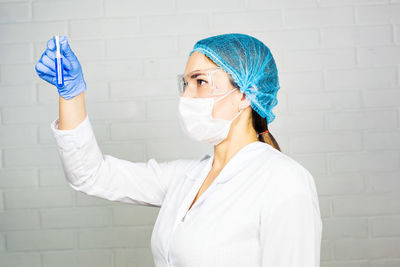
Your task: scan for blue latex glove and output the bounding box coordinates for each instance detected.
[35,36,87,100]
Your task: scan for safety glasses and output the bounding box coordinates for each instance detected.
[177,67,233,97]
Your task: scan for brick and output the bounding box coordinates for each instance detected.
[4,188,72,209]
[82,59,143,82]
[320,0,390,5]
[247,0,317,8]
[315,173,364,195]
[362,89,400,108]
[356,4,400,23]
[114,248,155,267]
[371,215,400,237]
[178,0,244,10]
[0,253,41,267]
[110,79,178,99]
[85,101,146,121]
[213,10,283,31]
[111,120,181,140]
[42,250,113,267]
[271,112,324,132]
[365,171,400,193]
[106,36,178,59]
[364,130,400,150]
[358,46,400,66]
[321,25,393,47]
[285,6,354,26]
[289,91,361,110]
[2,64,37,85]
[330,151,399,172]
[279,71,324,91]
[104,0,175,17]
[143,56,186,79]
[326,67,397,90]
[2,105,57,124]
[292,132,362,153]
[333,238,400,260]
[0,210,40,230]
[333,194,400,216]
[0,43,33,64]
[0,124,37,146]
[70,18,140,39]
[369,259,400,267]
[321,260,369,267]
[327,110,397,130]
[0,85,36,106]
[39,168,69,187]
[41,207,111,228]
[0,22,66,42]
[256,29,320,49]
[78,227,153,248]
[0,168,37,188]
[3,146,61,167]
[113,205,158,226]
[7,230,74,251]
[284,48,356,71]
[0,2,30,22]
[147,98,179,121]
[322,218,368,240]
[33,0,102,20]
[141,13,209,34]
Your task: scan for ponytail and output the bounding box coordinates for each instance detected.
[251,109,281,152]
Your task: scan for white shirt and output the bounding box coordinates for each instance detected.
[50,115,322,267]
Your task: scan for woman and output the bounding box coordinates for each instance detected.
[35,33,322,267]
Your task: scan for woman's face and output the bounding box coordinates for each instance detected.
[182,51,248,121]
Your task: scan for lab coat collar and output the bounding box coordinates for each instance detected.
[185,141,268,185]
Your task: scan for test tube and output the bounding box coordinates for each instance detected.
[54,35,64,88]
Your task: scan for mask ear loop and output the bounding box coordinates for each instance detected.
[214,88,237,103]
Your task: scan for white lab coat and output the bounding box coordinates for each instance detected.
[50,114,322,267]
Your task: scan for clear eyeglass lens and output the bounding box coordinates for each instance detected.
[177,68,228,97]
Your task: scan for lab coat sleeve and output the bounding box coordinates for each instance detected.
[259,192,322,267]
[50,114,190,207]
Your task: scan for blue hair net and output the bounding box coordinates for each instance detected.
[189,33,280,124]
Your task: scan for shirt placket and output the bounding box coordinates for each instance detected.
[165,158,214,266]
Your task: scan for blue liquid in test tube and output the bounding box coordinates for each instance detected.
[54,35,64,88]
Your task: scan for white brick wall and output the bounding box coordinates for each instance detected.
[0,0,399,266]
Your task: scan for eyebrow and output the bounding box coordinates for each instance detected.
[189,73,205,79]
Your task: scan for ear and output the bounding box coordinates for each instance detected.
[238,92,251,110]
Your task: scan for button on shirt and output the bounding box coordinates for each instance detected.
[50,115,323,267]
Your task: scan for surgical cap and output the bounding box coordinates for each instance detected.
[189,33,280,124]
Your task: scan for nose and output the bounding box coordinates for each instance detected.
[181,87,194,98]
[181,88,189,98]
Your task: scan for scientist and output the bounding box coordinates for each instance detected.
[35,33,322,267]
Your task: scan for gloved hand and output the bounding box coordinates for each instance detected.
[35,36,87,100]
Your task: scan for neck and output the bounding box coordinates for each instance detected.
[211,112,259,171]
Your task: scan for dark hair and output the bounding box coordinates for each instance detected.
[229,77,281,152]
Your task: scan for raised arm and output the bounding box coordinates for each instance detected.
[36,36,197,207]
[50,115,193,207]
